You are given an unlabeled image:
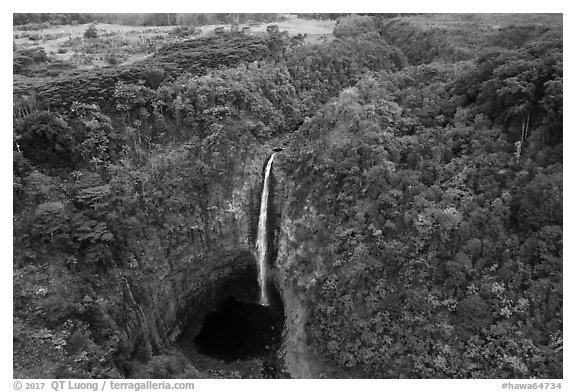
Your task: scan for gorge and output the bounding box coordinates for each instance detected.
[13,13,562,380]
[174,150,291,378]
[99,147,312,378]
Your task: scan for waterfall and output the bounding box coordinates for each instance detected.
[256,153,276,306]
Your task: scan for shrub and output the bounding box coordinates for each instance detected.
[13,47,49,74]
[66,330,91,355]
[32,201,71,247]
[84,24,98,39]
[169,25,199,38]
[266,24,280,36]
[105,53,119,65]
[333,15,379,38]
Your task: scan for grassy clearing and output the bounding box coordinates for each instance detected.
[13,14,336,70]
[14,23,175,68]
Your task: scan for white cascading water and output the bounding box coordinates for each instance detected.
[256,153,276,306]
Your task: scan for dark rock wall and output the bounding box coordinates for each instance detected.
[112,147,323,378]
[270,154,326,378]
[119,150,277,359]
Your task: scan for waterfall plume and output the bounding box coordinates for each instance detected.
[256,153,276,306]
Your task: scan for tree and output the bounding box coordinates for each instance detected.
[15,112,78,167]
[32,202,70,247]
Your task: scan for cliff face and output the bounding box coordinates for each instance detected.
[270,155,328,378]
[115,148,328,378]
[118,153,268,365]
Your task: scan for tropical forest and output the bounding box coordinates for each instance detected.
[12,13,562,379]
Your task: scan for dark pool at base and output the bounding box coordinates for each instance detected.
[192,295,284,362]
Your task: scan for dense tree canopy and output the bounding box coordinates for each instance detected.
[13,14,562,379]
